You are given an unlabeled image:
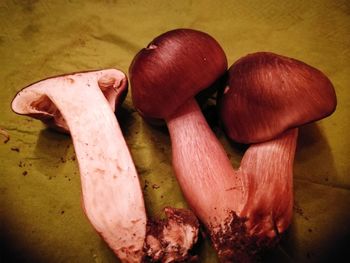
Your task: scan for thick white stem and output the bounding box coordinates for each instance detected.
[13,71,146,263]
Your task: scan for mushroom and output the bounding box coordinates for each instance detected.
[216,52,337,260]
[129,29,241,258]
[11,69,199,263]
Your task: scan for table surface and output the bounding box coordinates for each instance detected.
[1,0,349,262]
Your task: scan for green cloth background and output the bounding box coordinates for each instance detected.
[0,0,349,262]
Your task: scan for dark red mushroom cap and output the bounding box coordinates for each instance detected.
[129,28,227,119]
[220,52,337,143]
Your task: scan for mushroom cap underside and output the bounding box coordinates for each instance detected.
[11,69,128,133]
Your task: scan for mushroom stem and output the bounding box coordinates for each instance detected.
[166,97,298,261]
[240,128,297,238]
[53,87,145,262]
[166,98,246,225]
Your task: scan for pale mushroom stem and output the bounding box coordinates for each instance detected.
[166,98,246,227]
[166,97,298,260]
[52,85,146,262]
[14,74,147,263]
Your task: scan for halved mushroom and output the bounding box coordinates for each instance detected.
[11,69,199,263]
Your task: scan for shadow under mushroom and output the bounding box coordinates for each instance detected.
[295,122,338,186]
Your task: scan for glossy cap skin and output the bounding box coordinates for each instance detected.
[129,28,227,119]
[220,52,337,143]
